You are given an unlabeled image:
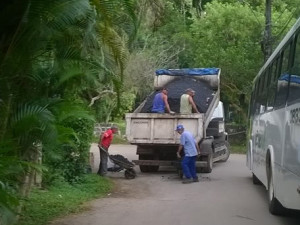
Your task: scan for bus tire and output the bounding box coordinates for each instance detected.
[252,173,261,185]
[268,168,285,215]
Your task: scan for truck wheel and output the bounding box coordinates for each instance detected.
[201,153,213,173]
[139,165,149,173]
[220,141,230,162]
[147,165,159,172]
[268,167,285,215]
[148,153,159,172]
[139,155,149,172]
[138,155,159,172]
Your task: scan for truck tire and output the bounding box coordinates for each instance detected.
[219,141,230,162]
[139,155,149,172]
[199,139,213,173]
[138,155,159,173]
[201,153,213,173]
[148,165,159,172]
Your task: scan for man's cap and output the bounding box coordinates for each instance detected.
[175,124,184,131]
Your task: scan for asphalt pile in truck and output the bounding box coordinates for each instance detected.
[140,77,215,113]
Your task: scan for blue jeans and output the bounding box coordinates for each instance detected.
[181,156,197,179]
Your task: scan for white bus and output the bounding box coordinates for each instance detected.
[247,17,300,215]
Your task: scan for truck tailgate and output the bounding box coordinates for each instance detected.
[125,113,204,144]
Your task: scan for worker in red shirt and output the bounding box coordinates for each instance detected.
[97,125,118,176]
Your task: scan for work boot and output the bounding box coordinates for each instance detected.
[193,177,199,182]
[182,178,193,184]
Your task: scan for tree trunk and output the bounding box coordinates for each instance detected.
[263,0,272,62]
[16,143,42,220]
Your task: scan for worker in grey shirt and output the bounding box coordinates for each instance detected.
[175,124,200,183]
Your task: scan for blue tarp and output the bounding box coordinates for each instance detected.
[278,74,300,84]
[155,68,220,76]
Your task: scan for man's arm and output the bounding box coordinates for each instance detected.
[189,96,199,113]
[195,141,200,155]
[177,145,183,158]
[98,132,105,147]
[163,94,172,113]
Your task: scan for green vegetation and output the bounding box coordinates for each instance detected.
[18,175,112,225]
[230,144,247,154]
[1,0,300,224]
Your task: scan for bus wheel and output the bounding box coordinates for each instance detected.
[252,173,261,185]
[268,168,285,215]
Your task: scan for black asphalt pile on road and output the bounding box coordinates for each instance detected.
[140,77,215,113]
[110,154,133,166]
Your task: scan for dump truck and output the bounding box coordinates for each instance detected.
[125,68,230,173]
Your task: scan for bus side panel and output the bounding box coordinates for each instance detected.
[252,113,268,187]
[280,103,300,209]
[251,116,262,183]
[265,108,286,196]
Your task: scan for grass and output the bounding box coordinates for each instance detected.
[230,143,247,154]
[19,174,112,225]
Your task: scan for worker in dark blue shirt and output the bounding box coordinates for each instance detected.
[151,87,173,113]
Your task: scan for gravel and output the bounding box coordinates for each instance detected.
[140,77,215,113]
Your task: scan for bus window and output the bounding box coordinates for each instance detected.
[255,76,266,114]
[249,92,255,117]
[287,35,300,103]
[254,79,261,114]
[272,58,279,82]
[274,43,291,108]
[267,63,275,110]
[260,72,268,113]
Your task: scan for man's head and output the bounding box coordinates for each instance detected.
[186,88,195,96]
[111,125,118,134]
[175,124,184,134]
[161,87,168,95]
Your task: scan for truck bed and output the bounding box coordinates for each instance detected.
[125,113,204,145]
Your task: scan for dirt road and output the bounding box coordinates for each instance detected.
[52,144,299,225]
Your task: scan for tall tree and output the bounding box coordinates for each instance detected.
[0,0,137,223]
[262,0,272,61]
